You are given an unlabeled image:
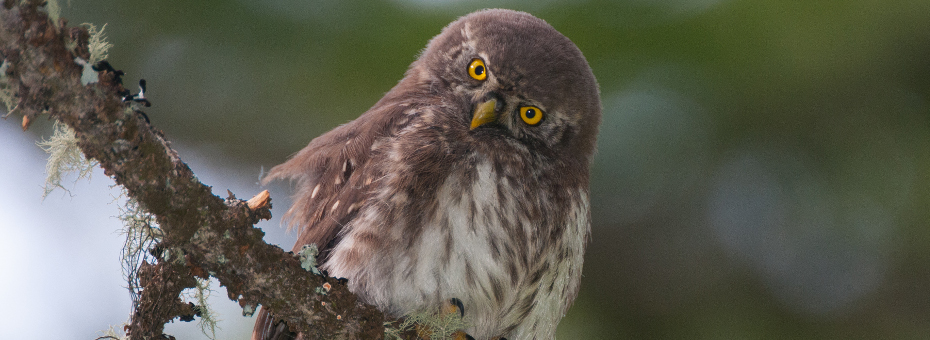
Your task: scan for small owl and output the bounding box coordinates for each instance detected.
[254,9,600,340]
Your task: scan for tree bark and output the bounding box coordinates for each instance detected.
[0,1,387,339]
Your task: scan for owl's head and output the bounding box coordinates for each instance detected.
[410,9,601,163]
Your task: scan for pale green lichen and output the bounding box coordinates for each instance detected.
[37,121,99,198]
[384,309,469,340]
[83,23,111,64]
[241,304,255,317]
[79,22,113,84]
[96,320,130,340]
[46,0,61,26]
[184,278,220,340]
[298,243,322,275]
[160,247,186,265]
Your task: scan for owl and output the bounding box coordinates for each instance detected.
[253,9,601,340]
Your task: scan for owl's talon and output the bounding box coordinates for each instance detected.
[448,298,465,318]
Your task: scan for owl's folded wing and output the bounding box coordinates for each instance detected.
[252,100,418,340]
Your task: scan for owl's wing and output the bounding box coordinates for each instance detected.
[252,99,415,340]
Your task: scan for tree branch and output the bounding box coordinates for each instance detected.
[0,1,387,339]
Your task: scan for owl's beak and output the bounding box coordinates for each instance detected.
[470,99,498,130]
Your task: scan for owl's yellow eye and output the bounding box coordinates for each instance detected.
[520,106,543,125]
[468,58,487,80]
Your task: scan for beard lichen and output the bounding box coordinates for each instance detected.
[37,121,99,198]
[83,22,111,64]
[384,309,470,340]
[77,23,113,85]
[95,319,131,340]
[45,0,61,26]
[34,19,114,196]
[183,278,220,340]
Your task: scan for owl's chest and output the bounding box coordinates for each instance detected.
[412,160,543,300]
[350,158,545,288]
[325,157,584,338]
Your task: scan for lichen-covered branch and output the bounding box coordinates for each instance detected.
[0,1,386,339]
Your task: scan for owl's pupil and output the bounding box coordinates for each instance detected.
[525,109,536,118]
[475,65,485,75]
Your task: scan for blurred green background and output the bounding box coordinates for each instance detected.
[26,0,930,338]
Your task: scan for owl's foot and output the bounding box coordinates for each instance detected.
[439,299,509,340]
[446,298,472,340]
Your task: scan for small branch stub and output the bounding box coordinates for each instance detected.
[247,190,271,210]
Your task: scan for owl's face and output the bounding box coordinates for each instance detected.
[413,10,601,162]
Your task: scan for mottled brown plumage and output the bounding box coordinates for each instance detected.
[253,9,600,340]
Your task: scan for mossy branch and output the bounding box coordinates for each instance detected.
[0,2,399,339]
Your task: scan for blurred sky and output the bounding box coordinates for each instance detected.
[2,0,930,339]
